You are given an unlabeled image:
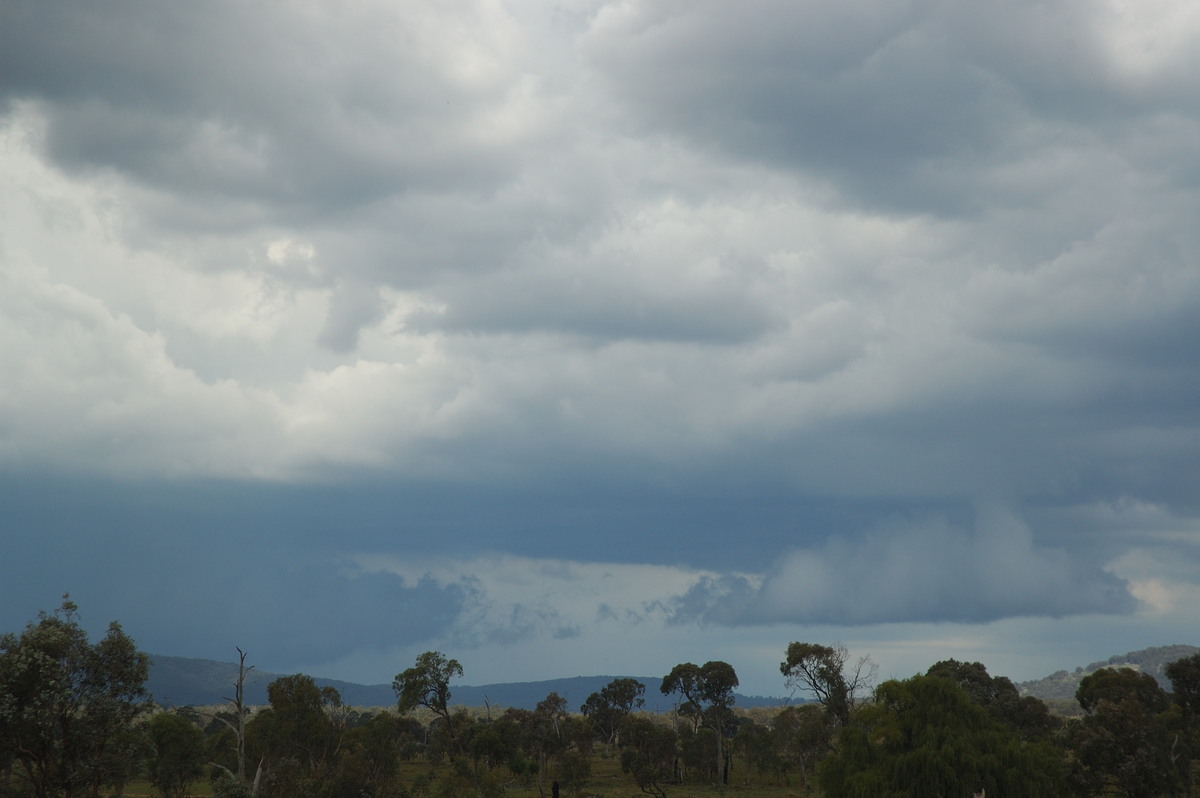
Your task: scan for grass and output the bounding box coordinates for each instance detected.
[113,750,820,798]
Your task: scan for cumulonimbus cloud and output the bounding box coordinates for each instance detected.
[668,505,1137,625]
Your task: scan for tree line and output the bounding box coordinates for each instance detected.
[4,598,1200,797]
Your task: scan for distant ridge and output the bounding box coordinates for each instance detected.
[146,655,394,708]
[146,655,787,711]
[151,645,1199,713]
[1018,644,1199,704]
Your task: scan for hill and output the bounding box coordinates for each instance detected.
[145,654,787,711]
[1017,644,1199,705]
[146,654,394,708]
[149,644,1200,714]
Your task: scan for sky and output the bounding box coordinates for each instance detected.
[1,0,1199,700]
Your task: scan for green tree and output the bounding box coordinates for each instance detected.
[564,714,594,759]
[494,709,535,780]
[1067,667,1177,798]
[530,691,570,781]
[1168,654,1200,718]
[1168,653,1200,798]
[553,749,592,796]
[0,597,151,798]
[337,711,403,789]
[731,718,774,785]
[581,677,645,746]
[677,725,715,783]
[426,709,475,765]
[393,651,463,751]
[618,715,677,798]
[1077,667,1170,715]
[661,660,738,785]
[470,714,520,771]
[248,674,345,798]
[927,659,1057,740]
[146,712,207,798]
[820,674,1062,798]
[771,704,830,790]
[780,642,875,730]
[496,693,573,793]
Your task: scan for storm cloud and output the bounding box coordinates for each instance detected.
[2,0,1199,694]
[668,505,1137,626]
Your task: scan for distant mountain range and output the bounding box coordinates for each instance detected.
[147,644,1199,713]
[145,655,788,711]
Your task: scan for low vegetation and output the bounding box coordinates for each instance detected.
[4,598,1200,797]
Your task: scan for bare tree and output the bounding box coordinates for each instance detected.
[208,648,262,795]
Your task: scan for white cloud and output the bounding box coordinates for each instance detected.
[354,552,702,637]
[1095,0,1200,84]
[338,553,749,687]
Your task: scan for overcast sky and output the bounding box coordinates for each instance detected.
[2,0,1199,698]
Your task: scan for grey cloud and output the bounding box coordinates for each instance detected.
[212,566,469,665]
[669,506,1137,626]
[961,223,1200,376]
[583,0,1199,213]
[449,596,580,648]
[595,603,654,625]
[318,281,385,352]
[0,515,469,669]
[3,0,1200,691]
[415,265,774,343]
[552,624,582,640]
[1,1,534,226]
[583,2,996,209]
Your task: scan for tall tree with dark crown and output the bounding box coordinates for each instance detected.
[661,660,738,785]
[1168,653,1200,798]
[581,677,646,747]
[780,642,875,730]
[393,651,463,752]
[0,597,151,798]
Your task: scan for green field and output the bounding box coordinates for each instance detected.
[113,750,818,798]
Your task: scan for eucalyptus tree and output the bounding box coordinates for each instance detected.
[529,692,570,790]
[393,651,464,751]
[146,712,207,798]
[661,660,738,785]
[0,597,151,798]
[254,675,345,778]
[581,677,646,746]
[780,642,875,730]
[618,715,676,798]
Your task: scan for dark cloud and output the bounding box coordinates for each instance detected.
[3,0,1200,689]
[0,473,470,668]
[0,0,532,227]
[583,2,992,209]
[177,566,469,667]
[415,267,775,343]
[669,507,1137,626]
[583,0,1200,213]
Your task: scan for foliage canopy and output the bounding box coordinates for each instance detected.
[0,597,151,798]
